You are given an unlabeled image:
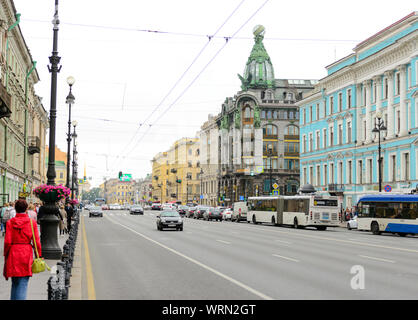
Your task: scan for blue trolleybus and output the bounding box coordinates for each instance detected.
[356,194,418,236]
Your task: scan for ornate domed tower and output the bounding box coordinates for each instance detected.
[238,25,276,91]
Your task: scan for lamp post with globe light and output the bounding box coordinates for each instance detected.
[65,76,75,190]
[372,111,387,192]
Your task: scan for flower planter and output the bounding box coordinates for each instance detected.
[33,184,71,203]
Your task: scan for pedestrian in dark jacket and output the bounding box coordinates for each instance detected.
[3,199,41,300]
[65,202,74,232]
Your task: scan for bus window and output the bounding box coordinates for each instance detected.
[285,199,309,214]
[250,199,277,212]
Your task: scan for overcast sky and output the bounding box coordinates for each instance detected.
[12,0,415,187]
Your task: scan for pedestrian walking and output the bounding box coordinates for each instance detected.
[65,202,74,233]
[3,199,42,300]
[2,202,16,236]
[1,203,7,236]
[59,204,67,235]
[26,204,37,221]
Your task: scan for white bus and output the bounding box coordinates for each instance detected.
[247,195,340,230]
[356,194,418,236]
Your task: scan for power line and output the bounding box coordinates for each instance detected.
[23,18,361,43]
[108,0,247,173]
[122,0,270,170]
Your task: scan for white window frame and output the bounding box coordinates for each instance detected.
[347,89,352,109]
[401,151,410,181]
[366,157,373,184]
[389,153,397,182]
[316,164,321,186]
[315,130,320,150]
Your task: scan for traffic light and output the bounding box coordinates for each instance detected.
[119,171,122,179]
[176,179,182,183]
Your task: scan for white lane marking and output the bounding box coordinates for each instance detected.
[272,254,299,263]
[359,255,396,263]
[216,240,231,245]
[106,216,273,300]
[275,239,292,244]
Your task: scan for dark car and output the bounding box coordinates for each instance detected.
[89,206,103,218]
[156,211,183,231]
[186,207,196,218]
[194,206,210,219]
[203,208,222,221]
[177,205,189,217]
[130,205,144,215]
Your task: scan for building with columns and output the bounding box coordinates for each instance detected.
[298,12,418,209]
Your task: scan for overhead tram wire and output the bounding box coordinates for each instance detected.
[122,0,271,169]
[24,19,361,43]
[107,0,247,174]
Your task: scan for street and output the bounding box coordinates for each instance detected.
[80,209,418,300]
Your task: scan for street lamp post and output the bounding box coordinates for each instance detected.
[41,0,62,259]
[71,121,78,200]
[65,76,75,189]
[200,168,203,205]
[372,112,387,192]
[268,144,273,195]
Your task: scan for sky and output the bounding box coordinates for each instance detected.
[12,0,415,188]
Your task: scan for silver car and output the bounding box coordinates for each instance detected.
[203,208,222,221]
[89,206,103,218]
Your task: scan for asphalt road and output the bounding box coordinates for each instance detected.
[81,209,418,300]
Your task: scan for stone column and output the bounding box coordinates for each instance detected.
[398,64,407,136]
[384,70,395,139]
[374,75,382,115]
[364,80,372,143]
[356,83,362,142]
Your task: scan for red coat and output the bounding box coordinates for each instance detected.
[3,213,41,280]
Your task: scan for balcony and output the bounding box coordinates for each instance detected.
[28,136,40,154]
[328,183,344,195]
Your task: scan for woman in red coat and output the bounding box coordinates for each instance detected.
[3,199,42,300]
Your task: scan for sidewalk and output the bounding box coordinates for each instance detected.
[0,221,82,300]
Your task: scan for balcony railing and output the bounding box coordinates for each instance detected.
[28,136,40,154]
[328,183,345,193]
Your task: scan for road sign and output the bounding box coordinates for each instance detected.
[272,190,279,195]
[239,196,244,201]
[200,195,203,199]
[384,185,392,192]
[256,166,263,173]
[272,183,279,190]
[119,173,132,181]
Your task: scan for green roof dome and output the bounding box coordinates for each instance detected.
[238,25,275,91]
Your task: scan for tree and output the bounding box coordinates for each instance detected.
[82,187,102,202]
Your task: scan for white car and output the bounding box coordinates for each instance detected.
[347,216,358,230]
[222,209,233,221]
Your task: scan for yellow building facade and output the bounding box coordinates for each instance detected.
[102,178,134,205]
[151,137,200,204]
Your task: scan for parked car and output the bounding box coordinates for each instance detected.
[156,210,183,231]
[89,206,103,218]
[203,207,223,221]
[130,205,144,215]
[151,203,162,210]
[177,205,189,217]
[232,202,248,222]
[216,206,227,213]
[194,206,210,219]
[222,209,233,221]
[347,216,358,230]
[144,205,152,210]
[186,207,196,218]
[101,204,109,210]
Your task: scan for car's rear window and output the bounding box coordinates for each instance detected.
[161,211,180,217]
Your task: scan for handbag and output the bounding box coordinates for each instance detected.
[30,218,50,273]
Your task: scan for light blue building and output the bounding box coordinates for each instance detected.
[298,12,418,209]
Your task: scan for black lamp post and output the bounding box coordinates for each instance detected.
[71,120,78,200]
[65,76,75,189]
[372,111,387,192]
[268,144,273,195]
[200,168,203,204]
[41,0,62,259]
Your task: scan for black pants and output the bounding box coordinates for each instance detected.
[67,218,72,232]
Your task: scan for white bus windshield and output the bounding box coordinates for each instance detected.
[249,199,277,212]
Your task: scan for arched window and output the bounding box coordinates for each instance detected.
[285,125,299,136]
[263,124,278,138]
